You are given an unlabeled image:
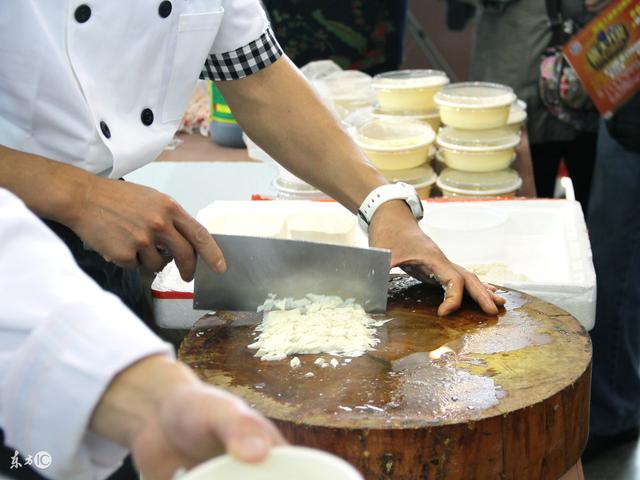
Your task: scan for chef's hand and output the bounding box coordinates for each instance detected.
[91,355,286,480]
[70,176,226,280]
[368,201,506,316]
[584,0,611,12]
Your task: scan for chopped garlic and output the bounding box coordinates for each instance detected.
[290,357,301,369]
[304,372,315,378]
[314,357,326,366]
[249,294,389,361]
[330,358,339,368]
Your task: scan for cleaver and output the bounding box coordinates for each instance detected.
[193,234,391,313]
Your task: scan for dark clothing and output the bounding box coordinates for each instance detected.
[530,131,597,210]
[588,109,640,436]
[263,0,408,75]
[41,220,144,318]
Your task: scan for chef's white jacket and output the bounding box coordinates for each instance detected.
[0,188,173,480]
[0,0,281,179]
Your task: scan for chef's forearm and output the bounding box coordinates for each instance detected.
[0,144,91,225]
[217,56,388,212]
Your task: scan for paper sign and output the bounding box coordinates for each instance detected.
[563,0,640,118]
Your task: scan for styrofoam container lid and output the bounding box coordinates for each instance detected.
[434,82,516,109]
[373,107,440,120]
[373,69,449,90]
[354,119,435,151]
[177,446,364,480]
[437,168,522,196]
[437,126,521,152]
[382,164,437,185]
[507,100,528,125]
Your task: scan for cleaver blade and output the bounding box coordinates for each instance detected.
[193,234,391,313]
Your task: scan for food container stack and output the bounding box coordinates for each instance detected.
[351,69,450,198]
[434,82,524,198]
[270,64,377,200]
[353,119,437,198]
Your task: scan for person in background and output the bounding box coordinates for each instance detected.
[452,0,599,210]
[583,91,640,461]
[0,188,285,480]
[262,0,408,75]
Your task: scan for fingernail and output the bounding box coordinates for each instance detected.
[216,258,227,273]
[240,436,268,457]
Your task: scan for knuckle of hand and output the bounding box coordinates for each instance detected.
[116,252,137,266]
[133,232,152,249]
[147,214,168,233]
[194,222,212,245]
[161,196,180,215]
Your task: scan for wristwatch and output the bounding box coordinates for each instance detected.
[357,182,424,232]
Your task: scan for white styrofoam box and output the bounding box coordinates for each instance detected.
[152,199,596,330]
[421,200,596,329]
[151,201,362,328]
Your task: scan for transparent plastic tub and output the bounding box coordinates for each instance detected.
[422,204,509,264]
[322,70,375,117]
[434,82,516,129]
[274,177,331,201]
[436,126,521,172]
[373,107,441,132]
[507,99,528,133]
[373,70,449,111]
[436,168,522,198]
[354,119,435,170]
[381,164,437,198]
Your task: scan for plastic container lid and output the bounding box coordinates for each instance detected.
[381,164,437,186]
[507,100,528,126]
[354,119,435,151]
[373,70,449,90]
[436,126,521,152]
[373,107,440,121]
[274,177,330,200]
[323,70,373,102]
[436,168,522,196]
[435,148,516,164]
[434,82,516,109]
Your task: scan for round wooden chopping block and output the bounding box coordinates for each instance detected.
[179,276,591,480]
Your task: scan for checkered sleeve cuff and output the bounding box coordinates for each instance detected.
[201,25,283,81]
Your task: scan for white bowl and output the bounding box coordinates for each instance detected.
[176,446,364,480]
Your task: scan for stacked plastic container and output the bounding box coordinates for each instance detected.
[433,82,525,198]
[272,65,376,200]
[354,69,450,198]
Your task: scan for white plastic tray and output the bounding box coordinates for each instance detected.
[152,199,595,330]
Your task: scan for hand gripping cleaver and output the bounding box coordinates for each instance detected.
[193,234,391,313]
